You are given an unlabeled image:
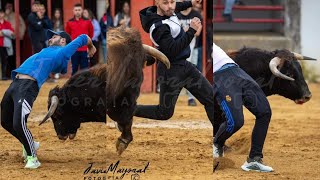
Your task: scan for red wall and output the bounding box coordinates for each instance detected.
[130,0,155,93]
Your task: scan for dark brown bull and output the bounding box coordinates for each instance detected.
[39,27,170,155]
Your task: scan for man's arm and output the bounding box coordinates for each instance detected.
[152,17,202,59]
[60,34,96,59]
[152,25,196,59]
[27,13,43,31]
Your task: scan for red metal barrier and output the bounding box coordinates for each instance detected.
[214,0,284,23]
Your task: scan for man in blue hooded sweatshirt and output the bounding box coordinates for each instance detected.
[0,30,96,169]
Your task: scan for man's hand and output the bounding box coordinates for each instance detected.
[190,17,202,35]
[192,0,202,7]
[0,31,3,37]
[86,35,96,57]
[88,45,96,57]
[36,11,43,19]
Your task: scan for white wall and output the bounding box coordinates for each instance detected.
[301,0,320,77]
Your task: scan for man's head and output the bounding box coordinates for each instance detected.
[155,0,176,16]
[32,1,40,12]
[0,9,5,20]
[5,3,13,14]
[47,30,72,47]
[39,4,46,16]
[122,1,130,14]
[73,3,83,18]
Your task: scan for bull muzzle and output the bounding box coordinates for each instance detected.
[57,133,77,140]
[295,93,312,104]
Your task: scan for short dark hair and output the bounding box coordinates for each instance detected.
[33,1,41,5]
[0,9,4,13]
[74,3,82,8]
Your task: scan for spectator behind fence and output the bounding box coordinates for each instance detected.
[52,8,64,80]
[100,0,113,63]
[53,8,64,32]
[223,0,245,22]
[27,1,52,53]
[4,2,26,77]
[5,3,25,40]
[177,0,203,106]
[114,1,131,27]
[66,3,93,75]
[0,9,14,80]
[83,8,101,66]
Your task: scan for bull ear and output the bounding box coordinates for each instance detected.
[145,54,156,67]
[226,50,239,59]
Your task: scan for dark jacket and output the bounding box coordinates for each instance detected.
[100,12,113,40]
[27,12,52,43]
[139,1,196,64]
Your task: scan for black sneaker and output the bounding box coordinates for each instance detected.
[222,13,233,22]
[213,143,224,158]
[188,99,197,106]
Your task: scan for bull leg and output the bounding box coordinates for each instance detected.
[115,119,133,155]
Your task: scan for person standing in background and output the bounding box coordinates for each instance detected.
[83,9,101,66]
[100,0,113,63]
[27,1,52,54]
[65,3,93,75]
[52,8,64,80]
[4,3,26,77]
[113,1,131,27]
[53,8,64,32]
[177,0,203,106]
[0,9,14,80]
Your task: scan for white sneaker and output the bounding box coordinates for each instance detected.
[24,156,41,169]
[23,141,40,162]
[241,157,274,172]
[54,73,60,79]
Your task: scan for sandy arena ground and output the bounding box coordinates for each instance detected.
[0,80,319,180]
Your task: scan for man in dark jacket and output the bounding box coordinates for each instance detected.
[134,0,215,135]
[27,1,52,53]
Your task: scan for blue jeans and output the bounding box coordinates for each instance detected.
[224,0,236,14]
[102,39,107,63]
[71,51,89,75]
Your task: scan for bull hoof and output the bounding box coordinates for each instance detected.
[116,138,129,156]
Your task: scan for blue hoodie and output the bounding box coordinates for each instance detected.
[12,34,88,88]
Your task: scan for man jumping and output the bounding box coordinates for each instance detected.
[0,30,96,169]
[134,0,215,128]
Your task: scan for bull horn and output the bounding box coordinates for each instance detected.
[39,96,59,126]
[269,57,295,81]
[143,44,170,69]
[292,52,317,61]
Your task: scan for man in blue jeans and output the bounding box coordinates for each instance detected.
[0,30,96,169]
[211,43,273,172]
